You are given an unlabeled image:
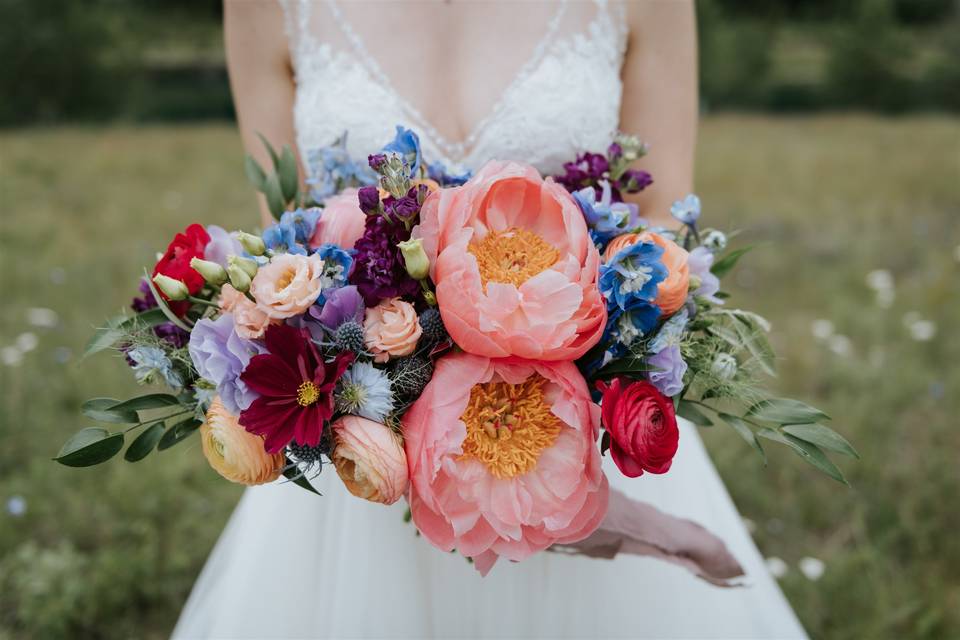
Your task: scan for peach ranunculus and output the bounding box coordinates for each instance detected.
[309,188,367,250]
[363,297,422,363]
[403,352,609,575]
[201,397,285,485]
[331,416,409,505]
[249,253,325,320]
[604,231,690,316]
[413,161,606,361]
[219,283,274,339]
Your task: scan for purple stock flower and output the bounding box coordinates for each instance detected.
[205,225,243,267]
[368,153,387,172]
[385,191,420,222]
[357,185,381,215]
[350,215,421,305]
[188,314,265,415]
[647,344,687,397]
[621,169,653,194]
[688,247,723,304]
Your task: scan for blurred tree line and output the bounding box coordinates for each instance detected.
[1,0,958,127]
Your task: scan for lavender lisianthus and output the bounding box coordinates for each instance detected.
[188,314,265,415]
[688,247,723,304]
[647,344,687,397]
[312,285,364,330]
[204,225,244,268]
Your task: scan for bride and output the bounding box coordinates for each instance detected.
[175,1,807,638]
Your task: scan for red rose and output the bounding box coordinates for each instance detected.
[598,378,679,478]
[152,223,210,315]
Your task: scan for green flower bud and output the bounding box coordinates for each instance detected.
[688,274,702,291]
[152,274,190,300]
[397,238,430,280]
[226,262,252,292]
[236,231,266,256]
[422,290,437,306]
[189,257,228,286]
[228,255,259,279]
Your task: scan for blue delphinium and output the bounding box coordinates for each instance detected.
[280,207,322,244]
[607,298,662,345]
[427,161,472,186]
[306,134,377,202]
[336,362,394,422]
[127,346,183,388]
[314,243,353,293]
[670,194,701,225]
[573,181,643,247]
[648,308,689,354]
[262,220,307,255]
[381,126,422,177]
[599,240,668,312]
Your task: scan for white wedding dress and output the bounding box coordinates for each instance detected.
[174,1,808,638]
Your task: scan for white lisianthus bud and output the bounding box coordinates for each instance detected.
[152,274,189,300]
[235,231,266,256]
[228,255,259,279]
[226,262,252,293]
[711,353,738,381]
[397,238,430,280]
[190,257,228,286]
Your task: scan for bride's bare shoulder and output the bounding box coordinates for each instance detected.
[224,1,289,63]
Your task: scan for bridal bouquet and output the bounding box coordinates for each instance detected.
[58,127,854,575]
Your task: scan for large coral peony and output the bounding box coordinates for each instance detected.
[403,352,609,575]
[414,161,606,360]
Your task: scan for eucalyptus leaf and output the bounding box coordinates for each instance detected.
[677,401,713,426]
[283,464,321,495]
[711,246,754,278]
[278,144,299,202]
[158,417,202,451]
[244,154,267,191]
[746,397,829,425]
[757,428,847,484]
[783,423,859,459]
[718,413,766,463]
[108,394,182,413]
[83,326,125,358]
[124,422,166,462]
[55,428,124,467]
[256,132,280,168]
[264,173,286,221]
[81,397,139,424]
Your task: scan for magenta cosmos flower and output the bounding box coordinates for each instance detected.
[403,352,609,575]
[239,324,354,453]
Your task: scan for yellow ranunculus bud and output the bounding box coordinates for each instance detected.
[236,231,266,256]
[190,257,228,286]
[397,238,430,280]
[201,398,285,486]
[152,273,189,300]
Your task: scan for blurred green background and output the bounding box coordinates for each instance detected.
[1,0,958,638]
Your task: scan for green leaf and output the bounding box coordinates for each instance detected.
[123,307,169,330]
[107,394,183,414]
[263,173,286,221]
[677,401,713,426]
[711,246,754,278]
[283,463,321,495]
[746,397,830,425]
[278,144,299,202]
[244,154,267,191]
[124,422,166,462]
[158,417,202,451]
[757,428,848,484]
[718,413,766,463]
[595,357,660,379]
[782,423,859,459]
[707,324,741,348]
[256,132,280,168]
[83,325,124,358]
[54,428,124,467]
[731,317,776,376]
[81,397,139,424]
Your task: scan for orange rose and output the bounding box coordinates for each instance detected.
[201,398,285,486]
[604,232,689,316]
[331,416,409,505]
[363,297,422,363]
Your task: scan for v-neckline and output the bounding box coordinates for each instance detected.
[325,0,569,164]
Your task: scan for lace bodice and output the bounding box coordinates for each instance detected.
[280,0,627,176]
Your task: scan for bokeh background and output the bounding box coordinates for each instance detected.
[1,0,958,637]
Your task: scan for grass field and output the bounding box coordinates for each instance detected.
[1,115,958,639]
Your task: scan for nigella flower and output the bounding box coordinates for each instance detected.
[313,243,353,292]
[381,125,422,177]
[670,194,701,225]
[127,346,183,388]
[280,208,322,245]
[336,361,394,422]
[262,220,307,256]
[573,181,643,247]
[599,241,668,311]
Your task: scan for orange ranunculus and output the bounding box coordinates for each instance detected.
[201,397,285,486]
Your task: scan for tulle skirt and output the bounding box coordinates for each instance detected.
[173,421,807,639]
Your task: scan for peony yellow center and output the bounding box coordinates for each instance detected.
[458,375,563,479]
[296,381,320,406]
[469,228,560,289]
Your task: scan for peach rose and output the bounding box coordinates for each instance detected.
[249,253,325,320]
[363,297,421,363]
[219,283,273,339]
[604,232,689,316]
[201,397,285,486]
[413,161,606,361]
[309,188,368,250]
[331,416,409,505]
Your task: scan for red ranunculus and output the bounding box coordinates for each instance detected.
[239,324,355,453]
[152,223,210,315]
[598,378,679,477]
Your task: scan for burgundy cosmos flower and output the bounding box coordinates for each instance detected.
[239,324,354,453]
